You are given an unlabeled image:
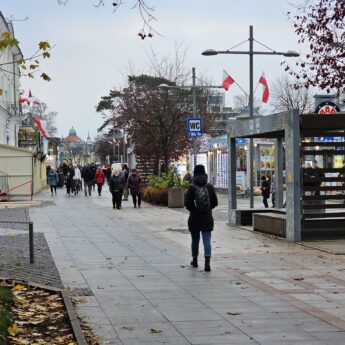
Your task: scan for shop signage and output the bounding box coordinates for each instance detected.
[316,101,340,114]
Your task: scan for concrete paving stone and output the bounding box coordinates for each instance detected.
[85,323,120,344]
[292,318,340,332]
[113,322,182,339]
[312,331,345,344]
[209,302,270,314]
[228,317,304,334]
[185,334,255,345]
[260,341,327,345]
[249,331,317,342]
[71,296,100,307]
[107,309,167,324]
[159,308,223,322]
[174,324,242,337]
[75,306,108,319]
[120,337,191,345]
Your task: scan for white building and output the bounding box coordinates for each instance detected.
[0,12,23,147]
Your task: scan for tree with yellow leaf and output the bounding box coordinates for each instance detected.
[0,16,52,97]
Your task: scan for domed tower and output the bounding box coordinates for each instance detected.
[64,126,83,143]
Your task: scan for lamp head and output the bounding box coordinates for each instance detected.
[283,50,300,57]
[201,49,219,56]
[158,83,171,91]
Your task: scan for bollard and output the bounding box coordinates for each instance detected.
[29,222,34,264]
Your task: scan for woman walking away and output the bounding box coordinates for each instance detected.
[185,164,218,272]
[109,168,125,209]
[127,168,142,208]
[48,168,59,195]
[95,167,105,196]
[261,176,270,208]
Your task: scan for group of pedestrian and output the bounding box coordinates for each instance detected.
[48,162,144,211]
[109,166,142,209]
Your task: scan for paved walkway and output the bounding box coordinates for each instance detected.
[30,188,345,345]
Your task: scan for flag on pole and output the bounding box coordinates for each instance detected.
[34,118,48,138]
[19,97,28,104]
[28,90,41,105]
[19,90,41,105]
[108,138,119,146]
[258,72,269,103]
[222,70,235,91]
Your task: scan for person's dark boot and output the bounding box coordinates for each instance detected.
[190,257,198,268]
[204,257,211,272]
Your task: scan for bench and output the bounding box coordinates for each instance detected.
[230,208,285,226]
[253,212,286,238]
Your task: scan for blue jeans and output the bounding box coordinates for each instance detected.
[191,231,211,258]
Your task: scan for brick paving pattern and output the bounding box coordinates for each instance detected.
[0,206,63,288]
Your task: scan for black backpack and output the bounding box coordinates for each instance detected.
[193,184,210,213]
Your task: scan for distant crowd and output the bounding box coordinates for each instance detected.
[46,163,143,209]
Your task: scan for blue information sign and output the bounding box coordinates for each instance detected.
[187,117,203,138]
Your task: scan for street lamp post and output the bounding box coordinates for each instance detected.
[202,25,299,208]
[159,68,223,171]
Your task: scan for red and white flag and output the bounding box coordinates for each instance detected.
[19,97,28,104]
[222,70,235,91]
[34,118,48,138]
[28,90,41,105]
[258,72,269,103]
[108,138,119,146]
[19,90,41,105]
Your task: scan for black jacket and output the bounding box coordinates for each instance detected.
[82,167,93,183]
[261,180,270,198]
[185,173,218,233]
[109,174,125,193]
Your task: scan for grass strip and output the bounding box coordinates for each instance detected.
[0,287,13,345]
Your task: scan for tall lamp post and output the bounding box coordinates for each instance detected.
[202,25,299,208]
[159,67,223,169]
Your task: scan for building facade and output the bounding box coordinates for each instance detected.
[0,12,23,147]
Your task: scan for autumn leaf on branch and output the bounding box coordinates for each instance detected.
[284,0,345,93]
[0,31,53,96]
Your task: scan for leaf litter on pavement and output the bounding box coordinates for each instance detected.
[0,281,100,345]
[8,284,77,344]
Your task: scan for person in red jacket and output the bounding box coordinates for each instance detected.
[95,167,105,196]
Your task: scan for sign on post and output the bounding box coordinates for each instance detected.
[187,117,203,138]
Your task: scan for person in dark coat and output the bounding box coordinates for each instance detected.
[81,165,93,196]
[185,164,218,272]
[65,164,75,196]
[90,163,97,191]
[122,163,130,201]
[127,168,142,208]
[109,168,125,209]
[48,168,59,195]
[261,176,270,208]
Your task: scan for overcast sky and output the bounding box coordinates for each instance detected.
[0,0,302,140]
